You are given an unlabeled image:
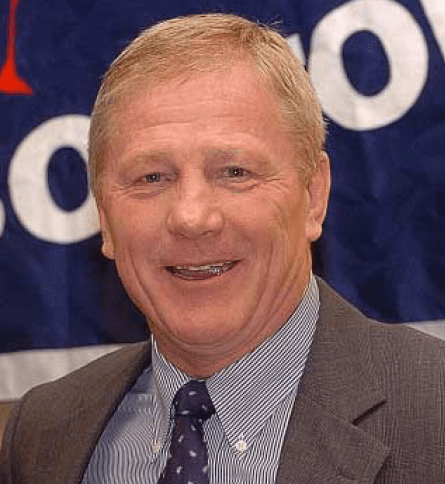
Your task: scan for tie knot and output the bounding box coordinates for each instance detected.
[173,380,215,421]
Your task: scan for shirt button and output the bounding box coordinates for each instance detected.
[151,441,161,453]
[235,440,247,453]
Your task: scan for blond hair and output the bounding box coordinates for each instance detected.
[89,13,325,197]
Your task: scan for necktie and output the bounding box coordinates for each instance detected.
[158,380,215,484]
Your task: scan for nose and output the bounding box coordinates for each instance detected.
[166,176,224,240]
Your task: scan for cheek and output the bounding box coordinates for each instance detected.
[253,190,305,239]
[108,199,160,245]
[224,199,291,279]
[264,197,309,272]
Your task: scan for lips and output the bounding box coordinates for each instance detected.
[166,261,238,280]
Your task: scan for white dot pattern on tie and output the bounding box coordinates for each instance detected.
[158,380,215,484]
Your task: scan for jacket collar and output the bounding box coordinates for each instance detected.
[276,279,389,483]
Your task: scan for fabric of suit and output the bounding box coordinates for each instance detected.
[1,278,445,483]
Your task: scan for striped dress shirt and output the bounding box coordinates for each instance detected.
[82,275,319,484]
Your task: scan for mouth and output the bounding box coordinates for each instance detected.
[166,261,238,280]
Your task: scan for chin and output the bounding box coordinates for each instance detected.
[163,312,244,346]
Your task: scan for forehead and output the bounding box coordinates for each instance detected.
[104,63,293,162]
[121,65,275,119]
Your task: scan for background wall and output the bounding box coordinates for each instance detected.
[1,0,444,400]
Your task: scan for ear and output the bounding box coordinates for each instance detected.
[305,151,331,242]
[99,206,116,260]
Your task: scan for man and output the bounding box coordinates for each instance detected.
[1,13,445,484]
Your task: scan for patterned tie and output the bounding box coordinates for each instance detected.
[158,380,215,484]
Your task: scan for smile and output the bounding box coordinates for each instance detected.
[166,261,238,280]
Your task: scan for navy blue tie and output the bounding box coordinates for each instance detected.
[158,380,215,484]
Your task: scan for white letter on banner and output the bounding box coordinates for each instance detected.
[419,0,445,61]
[287,33,305,64]
[9,114,99,244]
[309,0,428,130]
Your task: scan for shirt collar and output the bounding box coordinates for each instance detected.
[152,339,190,423]
[152,274,319,449]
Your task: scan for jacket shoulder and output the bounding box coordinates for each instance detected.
[317,277,445,365]
[22,341,151,422]
[0,341,151,484]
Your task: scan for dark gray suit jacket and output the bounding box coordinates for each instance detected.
[1,280,445,483]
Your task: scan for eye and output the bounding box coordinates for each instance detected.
[143,172,162,183]
[225,166,249,178]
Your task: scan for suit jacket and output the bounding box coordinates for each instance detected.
[1,279,445,483]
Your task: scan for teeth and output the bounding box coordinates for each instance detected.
[168,261,236,278]
[176,263,226,272]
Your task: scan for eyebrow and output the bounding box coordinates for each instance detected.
[118,151,172,172]
[126,151,172,163]
[205,148,238,163]
[204,148,272,169]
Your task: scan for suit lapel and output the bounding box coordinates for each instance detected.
[276,280,390,483]
[276,395,389,483]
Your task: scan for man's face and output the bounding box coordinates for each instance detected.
[98,62,329,375]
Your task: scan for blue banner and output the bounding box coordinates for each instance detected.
[1,0,444,354]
